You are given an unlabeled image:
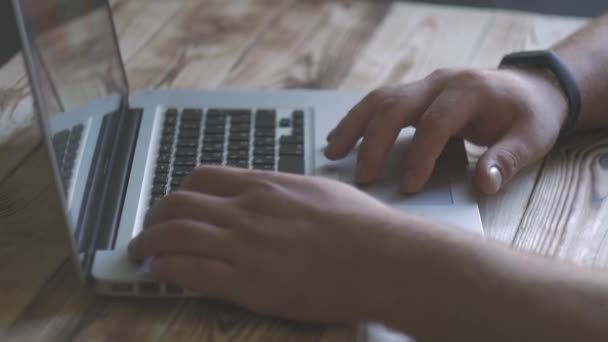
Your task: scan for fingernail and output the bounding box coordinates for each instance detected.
[487,166,503,193]
[325,142,338,157]
[400,169,417,193]
[326,129,336,142]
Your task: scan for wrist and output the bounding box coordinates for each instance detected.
[504,67,569,135]
[361,214,458,337]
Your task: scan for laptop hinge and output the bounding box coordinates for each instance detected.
[76,97,142,276]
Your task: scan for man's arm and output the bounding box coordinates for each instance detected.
[554,12,608,130]
[325,12,608,195]
[374,218,608,341]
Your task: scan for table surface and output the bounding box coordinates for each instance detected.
[0,0,605,341]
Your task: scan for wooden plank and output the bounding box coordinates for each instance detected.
[512,134,608,268]
[0,146,74,329]
[341,2,493,90]
[125,0,293,90]
[222,0,390,89]
[0,1,595,341]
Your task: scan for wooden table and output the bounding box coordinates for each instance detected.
[0,1,604,341]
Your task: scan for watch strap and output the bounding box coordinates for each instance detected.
[499,50,581,137]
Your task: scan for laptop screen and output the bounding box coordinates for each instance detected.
[13,0,129,274]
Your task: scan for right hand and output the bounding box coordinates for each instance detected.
[324,67,569,194]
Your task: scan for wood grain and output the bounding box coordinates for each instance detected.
[0,0,600,341]
[0,146,73,329]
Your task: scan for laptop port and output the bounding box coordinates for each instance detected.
[139,282,160,295]
[111,283,134,293]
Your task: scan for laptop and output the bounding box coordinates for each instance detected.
[12,0,483,297]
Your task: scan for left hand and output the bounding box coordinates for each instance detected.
[128,166,416,323]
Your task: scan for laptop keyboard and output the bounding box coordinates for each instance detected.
[150,108,306,206]
[52,124,84,194]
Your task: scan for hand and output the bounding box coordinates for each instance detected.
[324,68,568,194]
[128,166,413,323]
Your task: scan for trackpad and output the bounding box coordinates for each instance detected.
[321,138,454,205]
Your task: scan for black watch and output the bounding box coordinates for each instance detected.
[499,50,581,137]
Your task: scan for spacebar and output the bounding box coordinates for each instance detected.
[278,156,304,174]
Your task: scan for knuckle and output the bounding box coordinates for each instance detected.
[456,69,491,88]
[494,147,522,178]
[367,87,398,109]
[159,192,188,217]
[418,112,449,136]
[429,67,455,81]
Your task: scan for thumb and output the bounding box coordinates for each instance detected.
[476,131,538,195]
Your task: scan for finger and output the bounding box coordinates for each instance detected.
[400,89,478,193]
[476,125,545,194]
[355,103,415,184]
[181,165,251,196]
[129,219,234,262]
[151,255,238,300]
[324,92,378,159]
[144,190,233,228]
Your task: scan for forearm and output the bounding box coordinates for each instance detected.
[552,12,608,130]
[371,217,608,341]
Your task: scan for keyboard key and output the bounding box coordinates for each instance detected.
[254,137,275,146]
[231,116,252,124]
[227,160,249,168]
[230,123,251,133]
[279,136,303,145]
[165,108,179,118]
[154,174,168,185]
[227,150,249,160]
[205,127,225,135]
[179,121,201,130]
[205,117,226,126]
[206,109,228,118]
[203,135,225,144]
[253,164,275,170]
[229,132,250,142]
[254,147,275,156]
[175,148,197,157]
[156,163,170,174]
[152,184,167,195]
[159,145,173,154]
[202,143,224,152]
[278,156,305,174]
[161,136,174,145]
[174,157,196,167]
[279,118,291,127]
[149,194,164,206]
[228,141,250,151]
[279,145,304,156]
[200,159,223,165]
[178,130,200,139]
[292,127,304,137]
[226,109,252,117]
[293,110,304,120]
[171,177,184,187]
[201,152,223,163]
[255,109,276,128]
[173,166,194,177]
[182,108,203,121]
[253,156,274,165]
[255,129,275,138]
[157,153,172,163]
[177,140,198,148]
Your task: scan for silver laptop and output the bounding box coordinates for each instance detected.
[13,0,482,297]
